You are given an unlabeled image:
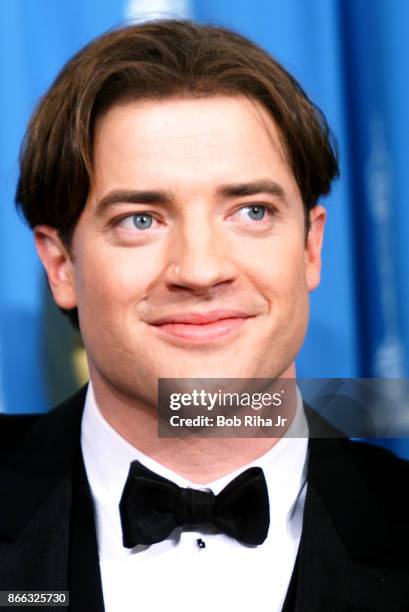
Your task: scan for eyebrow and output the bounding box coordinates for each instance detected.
[218,180,286,200]
[95,179,287,215]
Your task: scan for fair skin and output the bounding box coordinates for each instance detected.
[34,95,326,482]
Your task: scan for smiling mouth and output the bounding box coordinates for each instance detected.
[149,316,251,343]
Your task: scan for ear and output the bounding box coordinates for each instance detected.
[304,205,326,291]
[34,225,77,309]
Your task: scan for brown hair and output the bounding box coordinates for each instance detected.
[15,19,339,328]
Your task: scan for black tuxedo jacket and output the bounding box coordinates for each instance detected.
[1,385,409,612]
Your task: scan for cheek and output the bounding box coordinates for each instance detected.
[73,246,160,320]
[239,233,308,298]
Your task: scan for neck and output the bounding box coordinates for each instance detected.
[88,364,297,484]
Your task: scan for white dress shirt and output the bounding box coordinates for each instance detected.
[81,381,309,612]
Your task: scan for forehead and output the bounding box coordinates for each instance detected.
[91,95,300,200]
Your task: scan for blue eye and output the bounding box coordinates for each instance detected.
[132,213,153,229]
[246,205,266,221]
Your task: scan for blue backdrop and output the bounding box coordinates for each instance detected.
[1,0,408,455]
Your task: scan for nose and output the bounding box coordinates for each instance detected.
[164,216,237,293]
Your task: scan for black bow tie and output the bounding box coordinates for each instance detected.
[119,461,270,547]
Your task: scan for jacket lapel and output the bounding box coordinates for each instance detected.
[293,408,409,611]
[0,386,88,592]
[68,444,105,612]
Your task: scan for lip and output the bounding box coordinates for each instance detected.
[149,309,252,325]
[148,310,254,343]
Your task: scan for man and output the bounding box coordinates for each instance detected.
[1,19,408,612]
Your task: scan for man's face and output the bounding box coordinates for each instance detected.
[36,95,325,405]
